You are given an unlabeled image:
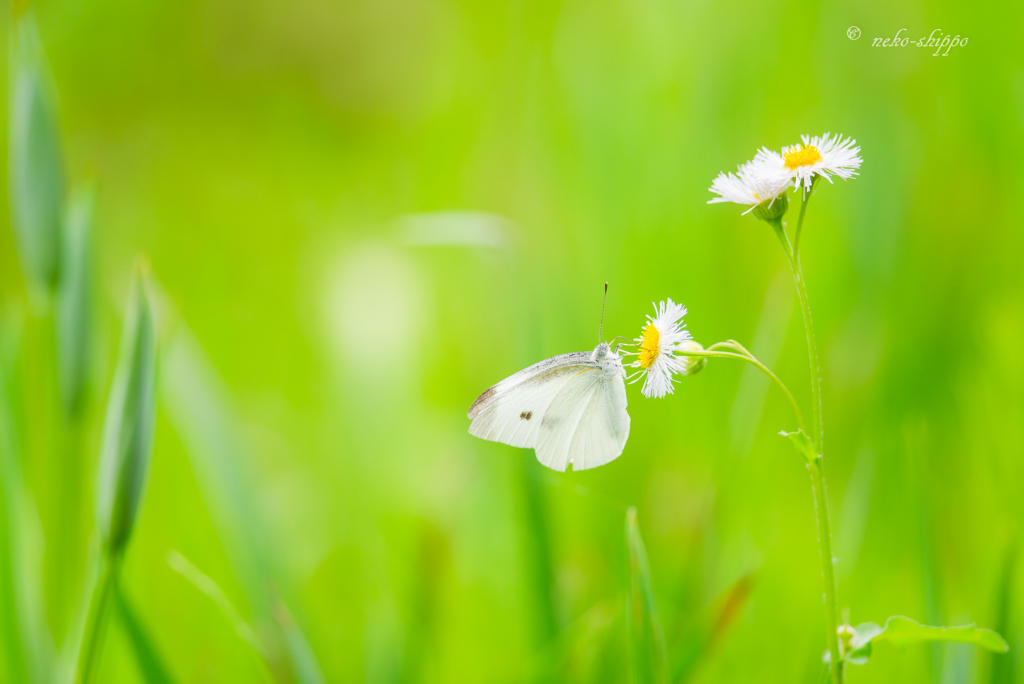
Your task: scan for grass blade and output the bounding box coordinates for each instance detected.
[114,585,175,684]
[160,326,325,683]
[625,507,668,684]
[166,551,261,654]
[990,544,1015,684]
[166,551,275,682]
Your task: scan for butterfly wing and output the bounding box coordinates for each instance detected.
[468,352,595,450]
[535,371,630,471]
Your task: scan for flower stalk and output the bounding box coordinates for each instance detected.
[767,213,841,683]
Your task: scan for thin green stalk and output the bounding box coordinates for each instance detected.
[768,215,841,683]
[769,220,822,450]
[792,177,820,257]
[76,552,122,684]
[793,191,810,256]
[681,347,806,435]
[809,458,842,683]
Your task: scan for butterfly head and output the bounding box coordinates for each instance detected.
[591,342,623,377]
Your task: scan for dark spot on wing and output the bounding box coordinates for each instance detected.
[520,411,533,420]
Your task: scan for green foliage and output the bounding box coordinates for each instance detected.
[0,0,1021,681]
[837,616,1009,666]
[96,265,157,557]
[8,10,66,293]
[779,429,818,465]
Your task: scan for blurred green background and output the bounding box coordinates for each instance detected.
[1,0,1023,681]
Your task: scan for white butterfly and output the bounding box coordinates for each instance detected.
[467,342,630,471]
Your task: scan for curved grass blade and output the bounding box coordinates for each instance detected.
[160,326,325,684]
[167,551,276,682]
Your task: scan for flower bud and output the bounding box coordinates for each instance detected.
[9,11,66,292]
[96,263,157,557]
[678,340,707,375]
[751,192,788,222]
[56,187,94,418]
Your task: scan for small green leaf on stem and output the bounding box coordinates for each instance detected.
[879,616,1008,651]
[832,616,1009,666]
[779,429,818,465]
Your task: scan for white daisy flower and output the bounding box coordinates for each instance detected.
[630,299,693,398]
[781,133,862,195]
[708,150,790,215]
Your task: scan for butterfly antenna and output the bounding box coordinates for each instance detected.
[598,282,608,343]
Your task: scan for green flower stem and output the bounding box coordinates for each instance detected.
[768,215,842,684]
[792,176,820,257]
[76,551,122,684]
[679,347,806,435]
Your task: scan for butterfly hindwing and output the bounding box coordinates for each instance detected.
[536,369,629,471]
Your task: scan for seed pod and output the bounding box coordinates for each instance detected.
[9,11,66,292]
[96,263,157,557]
[56,187,94,418]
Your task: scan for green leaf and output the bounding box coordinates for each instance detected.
[877,616,1008,652]
[625,507,668,684]
[114,586,175,684]
[9,10,66,292]
[779,429,818,464]
[835,616,1009,666]
[96,262,158,557]
[843,622,884,665]
[55,186,94,419]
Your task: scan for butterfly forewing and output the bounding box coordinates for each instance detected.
[468,352,595,449]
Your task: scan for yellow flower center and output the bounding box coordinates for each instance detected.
[783,144,823,170]
[638,324,660,369]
